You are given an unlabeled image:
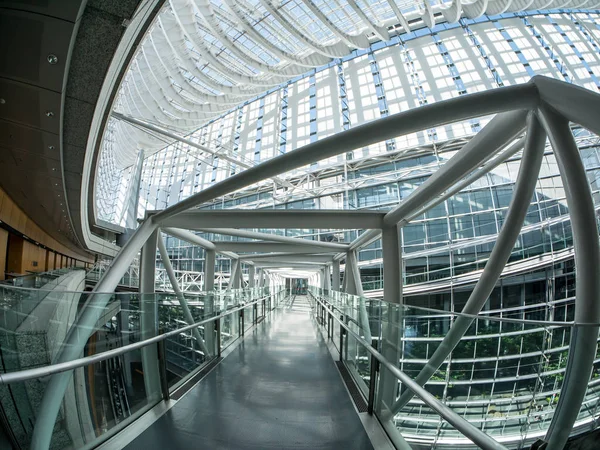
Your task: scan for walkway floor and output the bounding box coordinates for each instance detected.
[125,296,373,449]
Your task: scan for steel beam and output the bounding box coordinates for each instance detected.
[533,75,600,137]
[239,254,333,263]
[200,228,349,250]
[162,227,216,250]
[139,229,161,402]
[538,106,600,450]
[160,210,386,229]
[214,241,340,253]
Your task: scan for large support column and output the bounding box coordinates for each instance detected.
[538,107,600,450]
[157,236,210,356]
[140,229,161,400]
[389,112,547,416]
[122,150,145,229]
[248,264,255,288]
[378,224,403,416]
[257,268,264,289]
[332,259,340,292]
[228,259,239,291]
[324,264,331,293]
[204,249,216,353]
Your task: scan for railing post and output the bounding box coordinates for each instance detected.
[368,339,379,415]
[339,313,345,362]
[253,302,258,325]
[240,308,244,335]
[215,318,221,357]
[157,338,170,401]
[262,298,266,317]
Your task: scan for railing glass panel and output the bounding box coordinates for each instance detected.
[0,284,283,450]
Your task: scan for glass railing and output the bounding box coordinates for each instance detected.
[0,267,82,289]
[308,287,600,449]
[0,284,286,450]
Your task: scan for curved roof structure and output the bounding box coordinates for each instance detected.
[109,0,600,168]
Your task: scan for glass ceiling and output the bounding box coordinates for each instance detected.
[107,0,591,169]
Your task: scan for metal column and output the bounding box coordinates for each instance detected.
[139,229,161,400]
[204,249,216,353]
[248,264,255,288]
[378,224,403,416]
[332,259,340,292]
[538,107,600,450]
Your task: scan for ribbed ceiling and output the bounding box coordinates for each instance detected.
[108,0,600,168]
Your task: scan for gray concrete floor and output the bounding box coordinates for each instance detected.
[125,296,373,449]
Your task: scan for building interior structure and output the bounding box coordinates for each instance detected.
[1,0,600,449]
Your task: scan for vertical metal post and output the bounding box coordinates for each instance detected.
[239,308,244,336]
[140,228,161,400]
[253,302,258,325]
[368,339,379,415]
[339,313,345,361]
[332,259,340,292]
[157,337,170,401]
[378,224,403,416]
[215,318,221,357]
[204,249,216,353]
[248,264,255,288]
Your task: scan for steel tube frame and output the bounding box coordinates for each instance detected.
[157,235,211,356]
[161,210,386,230]
[214,242,338,253]
[200,228,349,250]
[537,106,600,450]
[389,112,547,415]
[153,83,537,222]
[311,294,507,450]
[139,229,161,400]
[31,78,600,449]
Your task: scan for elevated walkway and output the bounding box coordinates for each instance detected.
[119,295,376,449]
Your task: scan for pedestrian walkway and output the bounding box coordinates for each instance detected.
[125,295,373,449]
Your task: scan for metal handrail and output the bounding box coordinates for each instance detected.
[0,290,282,384]
[316,289,596,328]
[309,292,507,450]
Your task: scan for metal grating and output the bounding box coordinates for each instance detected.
[336,361,368,413]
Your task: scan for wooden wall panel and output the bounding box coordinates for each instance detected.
[0,186,92,263]
[7,234,24,274]
[0,228,8,280]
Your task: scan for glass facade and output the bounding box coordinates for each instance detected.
[95,8,600,448]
